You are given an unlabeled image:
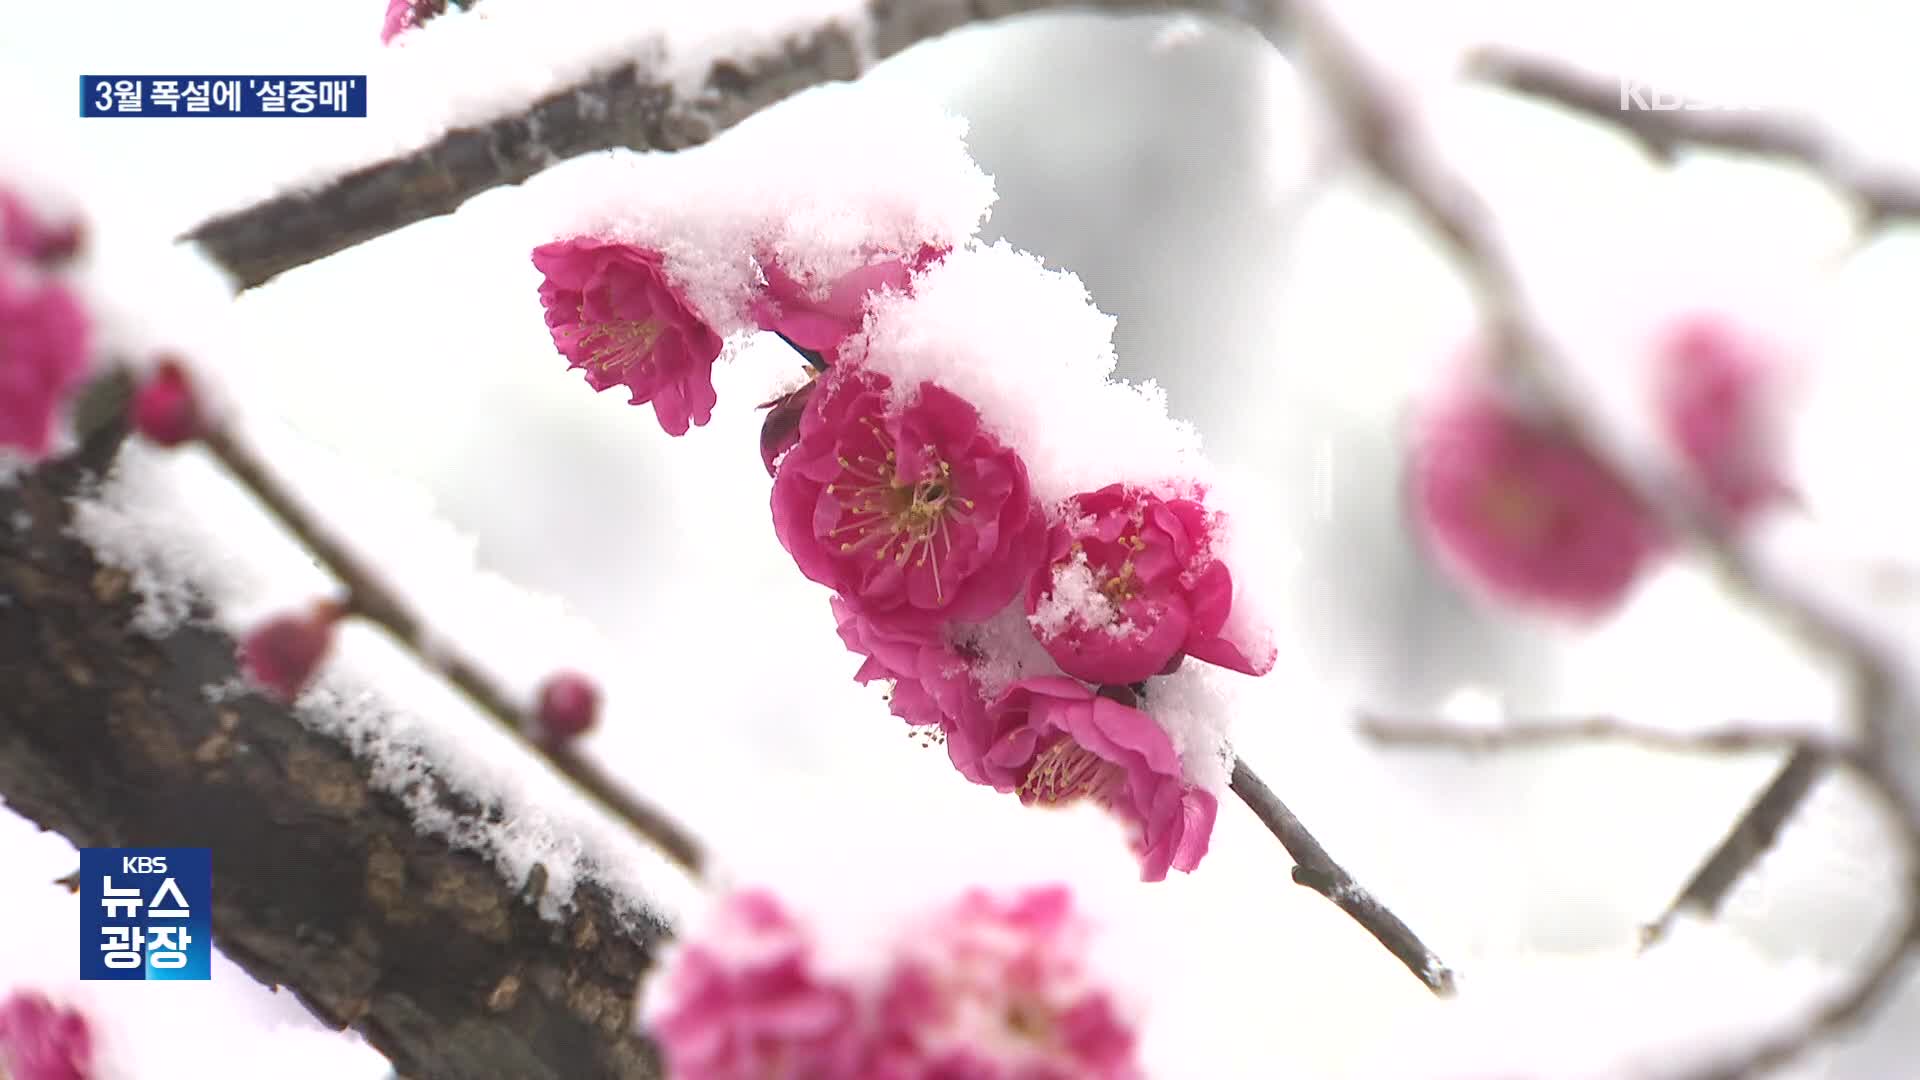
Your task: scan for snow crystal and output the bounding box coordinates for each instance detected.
[855,241,1205,507]
[517,81,993,341]
[1027,548,1130,639]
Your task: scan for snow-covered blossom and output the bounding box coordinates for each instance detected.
[751,246,947,365]
[1653,313,1793,522]
[1027,483,1272,685]
[129,358,202,447]
[649,890,863,1080]
[0,191,82,265]
[772,370,1046,637]
[532,238,725,437]
[1408,362,1667,619]
[380,0,444,44]
[977,678,1216,882]
[0,990,94,1080]
[866,886,1141,1080]
[237,600,344,702]
[0,270,91,457]
[533,670,599,743]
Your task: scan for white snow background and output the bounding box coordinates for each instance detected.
[6,0,1920,1077]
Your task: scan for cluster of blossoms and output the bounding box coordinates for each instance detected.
[0,186,91,459]
[532,229,1275,881]
[0,990,95,1080]
[646,886,1141,1080]
[1408,315,1793,619]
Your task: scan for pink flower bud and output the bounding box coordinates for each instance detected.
[0,990,94,1080]
[129,359,202,447]
[0,270,91,458]
[534,671,599,743]
[1409,362,1668,619]
[237,600,344,702]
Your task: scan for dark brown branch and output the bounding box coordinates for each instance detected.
[1470,47,1920,227]
[181,0,1288,290]
[0,422,666,1080]
[1228,758,1455,995]
[197,421,707,878]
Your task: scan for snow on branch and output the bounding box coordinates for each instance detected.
[182,0,1286,290]
[0,418,668,1080]
[1470,47,1920,228]
[1287,0,1920,1073]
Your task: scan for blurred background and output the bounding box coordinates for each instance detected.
[5,1,1920,1076]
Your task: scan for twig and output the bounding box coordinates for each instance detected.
[199,422,707,878]
[1286,1,1920,1070]
[1469,47,1920,228]
[1360,712,1855,760]
[1229,757,1456,995]
[181,0,1290,290]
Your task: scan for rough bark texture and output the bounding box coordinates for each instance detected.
[0,422,668,1080]
[182,0,1285,290]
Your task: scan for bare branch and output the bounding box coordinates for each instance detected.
[1229,758,1456,995]
[0,423,667,1080]
[1360,712,1855,761]
[1470,48,1920,228]
[181,0,1288,290]
[198,420,708,878]
[1286,2,1920,1071]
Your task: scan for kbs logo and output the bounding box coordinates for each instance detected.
[79,847,212,981]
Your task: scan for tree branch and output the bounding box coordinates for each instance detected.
[181,0,1288,290]
[1228,758,1456,995]
[0,422,667,1080]
[1469,47,1920,227]
[198,420,707,878]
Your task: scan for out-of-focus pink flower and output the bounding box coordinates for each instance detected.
[381,0,445,43]
[0,990,94,1080]
[0,271,91,458]
[978,677,1215,882]
[129,358,202,447]
[237,600,345,702]
[1027,484,1272,685]
[772,370,1046,637]
[865,886,1141,1080]
[752,245,949,366]
[1408,364,1667,619]
[532,238,724,437]
[649,890,863,1080]
[533,671,599,743]
[1654,313,1793,521]
[0,192,83,265]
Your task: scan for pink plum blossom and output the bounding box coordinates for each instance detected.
[0,191,82,265]
[1409,364,1667,619]
[649,890,863,1080]
[752,255,912,364]
[832,596,1005,783]
[532,238,724,437]
[865,886,1141,1080]
[772,370,1047,636]
[1653,313,1793,521]
[0,991,94,1080]
[0,270,91,457]
[1027,483,1272,685]
[978,677,1216,882]
[237,600,344,702]
[381,0,444,43]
